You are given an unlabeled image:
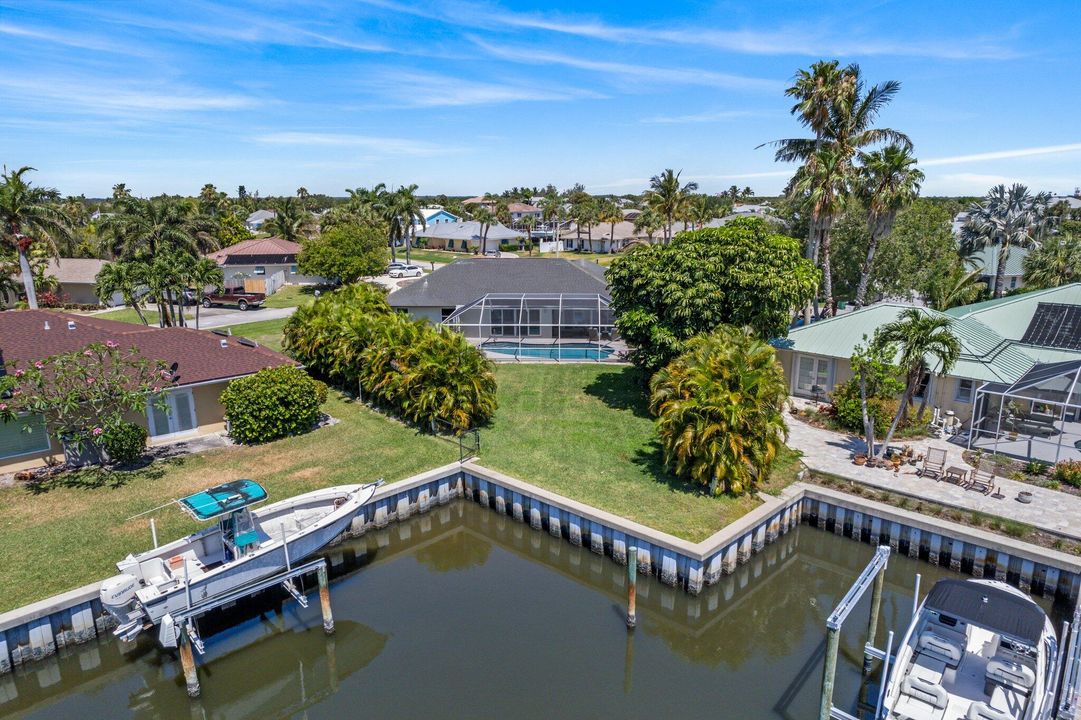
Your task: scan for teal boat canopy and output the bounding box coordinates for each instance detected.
[178,480,268,521]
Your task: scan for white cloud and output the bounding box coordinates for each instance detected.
[363,70,605,107]
[0,21,130,53]
[922,143,1081,166]
[642,110,758,124]
[0,76,257,114]
[471,38,780,92]
[253,132,461,157]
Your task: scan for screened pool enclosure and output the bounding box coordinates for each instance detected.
[441,293,619,361]
[967,359,1081,464]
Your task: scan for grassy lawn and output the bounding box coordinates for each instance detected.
[90,306,195,325]
[402,249,464,265]
[482,364,802,542]
[0,393,459,612]
[0,363,803,611]
[262,284,323,310]
[536,250,618,266]
[220,317,291,352]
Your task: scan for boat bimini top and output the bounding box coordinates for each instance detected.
[924,579,1046,648]
[178,480,269,522]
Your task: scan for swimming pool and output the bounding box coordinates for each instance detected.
[483,341,615,360]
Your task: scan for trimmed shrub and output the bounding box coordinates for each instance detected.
[828,381,898,436]
[100,421,148,465]
[220,366,326,444]
[1052,460,1081,488]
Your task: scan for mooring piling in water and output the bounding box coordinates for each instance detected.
[179,627,199,698]
[318,564,334,635]
[626,546,638,629]
[863,566,885,673]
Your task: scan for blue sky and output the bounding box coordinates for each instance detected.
[1,0,1078,198]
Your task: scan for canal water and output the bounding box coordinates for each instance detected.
[0,501,1065,720]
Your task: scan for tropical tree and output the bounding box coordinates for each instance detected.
[0,166,70,309]
[539,194,564,253]
[471,205,495,255]
[961,184,1054,297]
[607,218,819,371]
[633,206,664,242]
[112,183,132,200]
[0,260,21,306]
[265,196,312,242]
[646,169,698,243]
[792,147,849,314]
[926,264,986,311]
[687,195,713,229]
[518,214,536,255]
[100,196,209,259]
[598,200,622,252]
[95,260,150,325]
[1023,233,1081,289]
[872,308,960,456]
[386,184,425,265]
[298,224,389,283]
[854,144,924,306]
[186,257,224,329]
[649,326,788,496]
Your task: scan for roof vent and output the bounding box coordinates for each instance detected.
[237,337,258,348]
[43,321,50,331]
[220,339,229,348]
[67,320,76,330]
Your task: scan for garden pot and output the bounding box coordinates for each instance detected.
[853,455,867,466]
[1017,491,1033,504]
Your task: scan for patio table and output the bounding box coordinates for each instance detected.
[943,466,969,486]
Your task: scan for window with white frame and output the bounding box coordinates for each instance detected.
[254,266,265,276]
[956,378,974,403]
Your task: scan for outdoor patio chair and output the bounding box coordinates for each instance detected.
[968,467,996,496]
[918,447,947,480]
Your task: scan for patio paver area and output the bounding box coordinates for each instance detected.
[786,413,1081,542]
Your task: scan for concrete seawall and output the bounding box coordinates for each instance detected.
[2,461,1079,675]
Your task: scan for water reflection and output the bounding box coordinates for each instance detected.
[0,501,1067,720]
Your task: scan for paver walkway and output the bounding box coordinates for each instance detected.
[786,413,1081,541]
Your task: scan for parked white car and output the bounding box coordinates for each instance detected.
[389,264,423,278]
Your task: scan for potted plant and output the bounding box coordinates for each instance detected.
[853,453,868,466]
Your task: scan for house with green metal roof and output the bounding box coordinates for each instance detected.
[771,283,1081,428]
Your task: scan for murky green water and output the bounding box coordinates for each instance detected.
[0,501,1064,720]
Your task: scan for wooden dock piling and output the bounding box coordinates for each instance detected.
[318,564,334,635]
[626,546,637,629]
[863,568,885,673]
[179,628,199,698]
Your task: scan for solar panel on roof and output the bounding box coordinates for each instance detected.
[1021,303,1081,351]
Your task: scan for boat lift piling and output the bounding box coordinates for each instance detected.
[819,546,894,720]
[626,546,638,629]
[162,557,334,699]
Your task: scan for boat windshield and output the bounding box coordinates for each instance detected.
[178,480,268,522]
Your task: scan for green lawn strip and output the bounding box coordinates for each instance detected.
[480,364,803,542]
[218,317,291,352]
[400,249,463,265]
[0,393,457,612]
[535,250,617,266]
[90,307,195,326]
[261,285,320,309]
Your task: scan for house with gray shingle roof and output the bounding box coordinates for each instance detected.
[388,258,608,326]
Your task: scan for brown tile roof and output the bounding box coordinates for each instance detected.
[507,202,540,213]
[0,310,294,387]
[207,237,302,263]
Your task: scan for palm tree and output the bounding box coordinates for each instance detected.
[926,264,986,311]
[687,195,712,229]
[962,184,1054,298]
[518,214,536,255]
[265,197,312,243]
[646,169,698,243]
[1023,234,1081,289]
[0,263,20,306]
[186,257,224,329]
[0,166,70,309]
[100,196,205,259]
[633,206,663,242]
[872,308,960,457]
[854,144,924,306]
[471,206,495,255]
[539,195,564,255]
[597,201,622,253]
[112,183,131,200]
[387,184,425,265]
[793,148,849,315]
[649,326,788,496]
[95,260,150,325]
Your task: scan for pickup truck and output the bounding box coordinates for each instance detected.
[201,287,265,311]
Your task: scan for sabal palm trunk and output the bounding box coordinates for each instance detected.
[854,229,882,307]
[405,227,412,265]
[859,366,876,455]
[819,224,834,316]
[993,245,1009,298]
[876,375,916,458]
[17,248,38,309]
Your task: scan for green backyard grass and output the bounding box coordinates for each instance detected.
[261,284,322,309]
[220,317,291,352]
[400,249,463,265]
[0,364,803,611]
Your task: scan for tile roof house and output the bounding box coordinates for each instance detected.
[0,310,295,473]
[771,284,1081,460]
[387,258,608,326]
[207,237,325,286]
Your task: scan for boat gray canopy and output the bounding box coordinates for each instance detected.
[925,579,1046,646]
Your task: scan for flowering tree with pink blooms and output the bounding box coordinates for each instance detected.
[0,341,173,459]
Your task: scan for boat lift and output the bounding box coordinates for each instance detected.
[160,556,335,698]
[820,546,1081,720]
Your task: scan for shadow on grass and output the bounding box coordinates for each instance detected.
[631,438,713,498]
[25,456,179,495]
[582,365,653,420]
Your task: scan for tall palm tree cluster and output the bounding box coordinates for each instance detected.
[768,61,923,316]
[644,169,700,243]
[323,183,427,264]
[283,284,498,433]
[961,184,1055,298]
[0,166,69,310]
